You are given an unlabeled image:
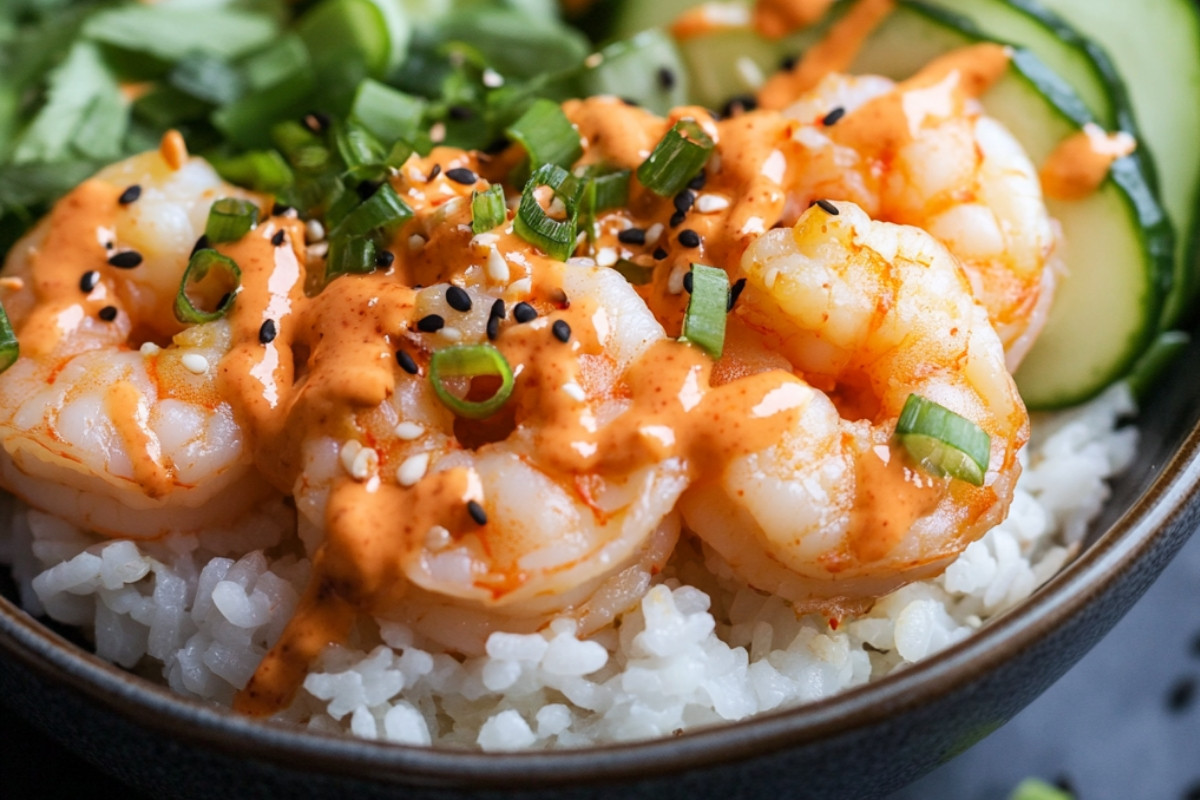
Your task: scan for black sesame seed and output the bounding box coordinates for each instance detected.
[821,106,847,126]
[446,286,472,312]
[486,314,500,341]
[656,66,677,90]
[427,164,442,181]
[669,210,687,228]
[118,185,142,205]
[108,251,143,269]
[466,500,488,526]
[272,203,292,216]
[617,227,647,246]
[780,54,798,71]
[552,320,571,343]
[814,198,840,215]
[1168,676,1196,712]
[445,167,478,185]
[259,319,278,344]
[302,111,330,133]
[417,314,445,333]
[375,250,395,268]
[271,229,286,247]
[673,190,695,215]
[682,270,694,294]
[79,271,100,293]
[191,235,210,256]
[727,277,747,311]
[448,105,475,120]
[620,97,641,107]
[396,350,419,374]
[104,241,114,250]
[721,95,757,117]
[653,247,668,260]
[678,229,701,248]
[513,302,537,323]
[489,298,506,320]
[98,305,118,322]
[688,169,707,191]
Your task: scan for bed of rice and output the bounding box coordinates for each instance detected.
[0,384,1137,750]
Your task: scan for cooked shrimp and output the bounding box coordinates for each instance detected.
[0,143,277,538]
[779,64,1059,368]
[679,201,1029,610]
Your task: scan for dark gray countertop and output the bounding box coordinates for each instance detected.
[3,525,1199,799]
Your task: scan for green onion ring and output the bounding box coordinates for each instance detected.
[174,249,241,324]
[205,197,260,243]
[679,263,729,359]
[895,394,992,486]
[636,119,714,197]
[429,344,515,420]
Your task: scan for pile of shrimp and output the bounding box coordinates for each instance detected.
[0,45,1049,717]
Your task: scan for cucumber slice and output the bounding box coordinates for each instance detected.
[578,30,691,115]
[848,2,1172,408]
[1032,0,1200,328]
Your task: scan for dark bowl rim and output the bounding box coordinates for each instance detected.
[2,409,1199,791]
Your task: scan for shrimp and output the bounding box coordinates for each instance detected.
[778,60,1059,368]
[679,201,1029,611]
[0,142,277,538]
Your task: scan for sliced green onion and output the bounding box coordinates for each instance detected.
[209,151,294,194]
[351,78,426,145]
[1008,778,1074,800]
[325,236,376,280]
[175,250,241,324]
[472,184,507,234]
[637,119,714,197]
[332,119,386,173]
[0,305,19,374]
[506,98,583,170]
[205,198,260,243]
[587,168,631,212]
[330,182,414,239]
[429,344,515,420]
[613,259,654,286]
[514,163,584,261]
[272,121,329,171]
[679,263,728,359]
[895,394,992,486]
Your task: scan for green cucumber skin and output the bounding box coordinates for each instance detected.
[1033,0,1200,330]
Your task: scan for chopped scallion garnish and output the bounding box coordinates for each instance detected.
[587,168,632,212]
[472,184,507,234]
[325,236,377,280]
[637,119,714,197]
[209,151,294,194]
[679,263,729,359]
[332,119,386,174]
[330,182,413,239]
[0,305,19,374]
[505,98,582,170]
[205,198,260,243]
[514,163,584,261]
[429,344,515,420]
[895,394,992,486]
[174,249,241,323]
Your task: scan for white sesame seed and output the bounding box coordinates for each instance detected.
[408,234,427,252]
[508,276,532,298]
[305,219,326,243]
[695,194,730,213]
[667,263,689,294]
[487,248,510,283]
[584,52,604,68]
[139,342,161,356]
[397,452,431,487]
[645,223,664,244]
[482,68,504,88]
[430,122,446,143]
[595,247,618,268]
[339,440,362,476]
[181,353,209,374]
[394,422,425,441]
[350,446,379,481]
[735,56,765,90]
[439,326,463,342]
[307,241,329,258]
[562,383,587,402]
[473,233,500,248]
[761,149,786,184]
[740,216,765,235]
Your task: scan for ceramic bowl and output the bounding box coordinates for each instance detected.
[2,333,1199,800]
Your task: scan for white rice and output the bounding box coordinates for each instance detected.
[0,383,1138,750]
